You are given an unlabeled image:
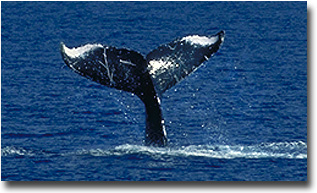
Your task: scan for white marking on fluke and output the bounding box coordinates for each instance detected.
[120,59,137,67]
[181,35,218,46]
[63,43,103,58]
[148,59,174,75]
[102,49,115,85]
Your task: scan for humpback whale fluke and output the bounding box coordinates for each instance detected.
[60,30,225,146]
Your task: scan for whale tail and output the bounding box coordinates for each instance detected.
[60,30,225,146]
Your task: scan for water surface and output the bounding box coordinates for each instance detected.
[1,1,307,181]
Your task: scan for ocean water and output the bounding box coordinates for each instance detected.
[1,1,307,181]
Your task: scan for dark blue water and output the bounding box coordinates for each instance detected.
[1,1,307,181]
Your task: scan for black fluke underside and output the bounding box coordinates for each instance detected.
[60,31,225,147]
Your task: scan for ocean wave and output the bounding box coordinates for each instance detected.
[2,141,307,159]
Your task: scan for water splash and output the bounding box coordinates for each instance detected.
[2,141,307,159]
[1,146,36,157]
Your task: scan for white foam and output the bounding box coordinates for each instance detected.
[181,35,218,46]
[62,43,103,58]
[2,141,307,160]
[1,146,35,156]
[71,141,307,160]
